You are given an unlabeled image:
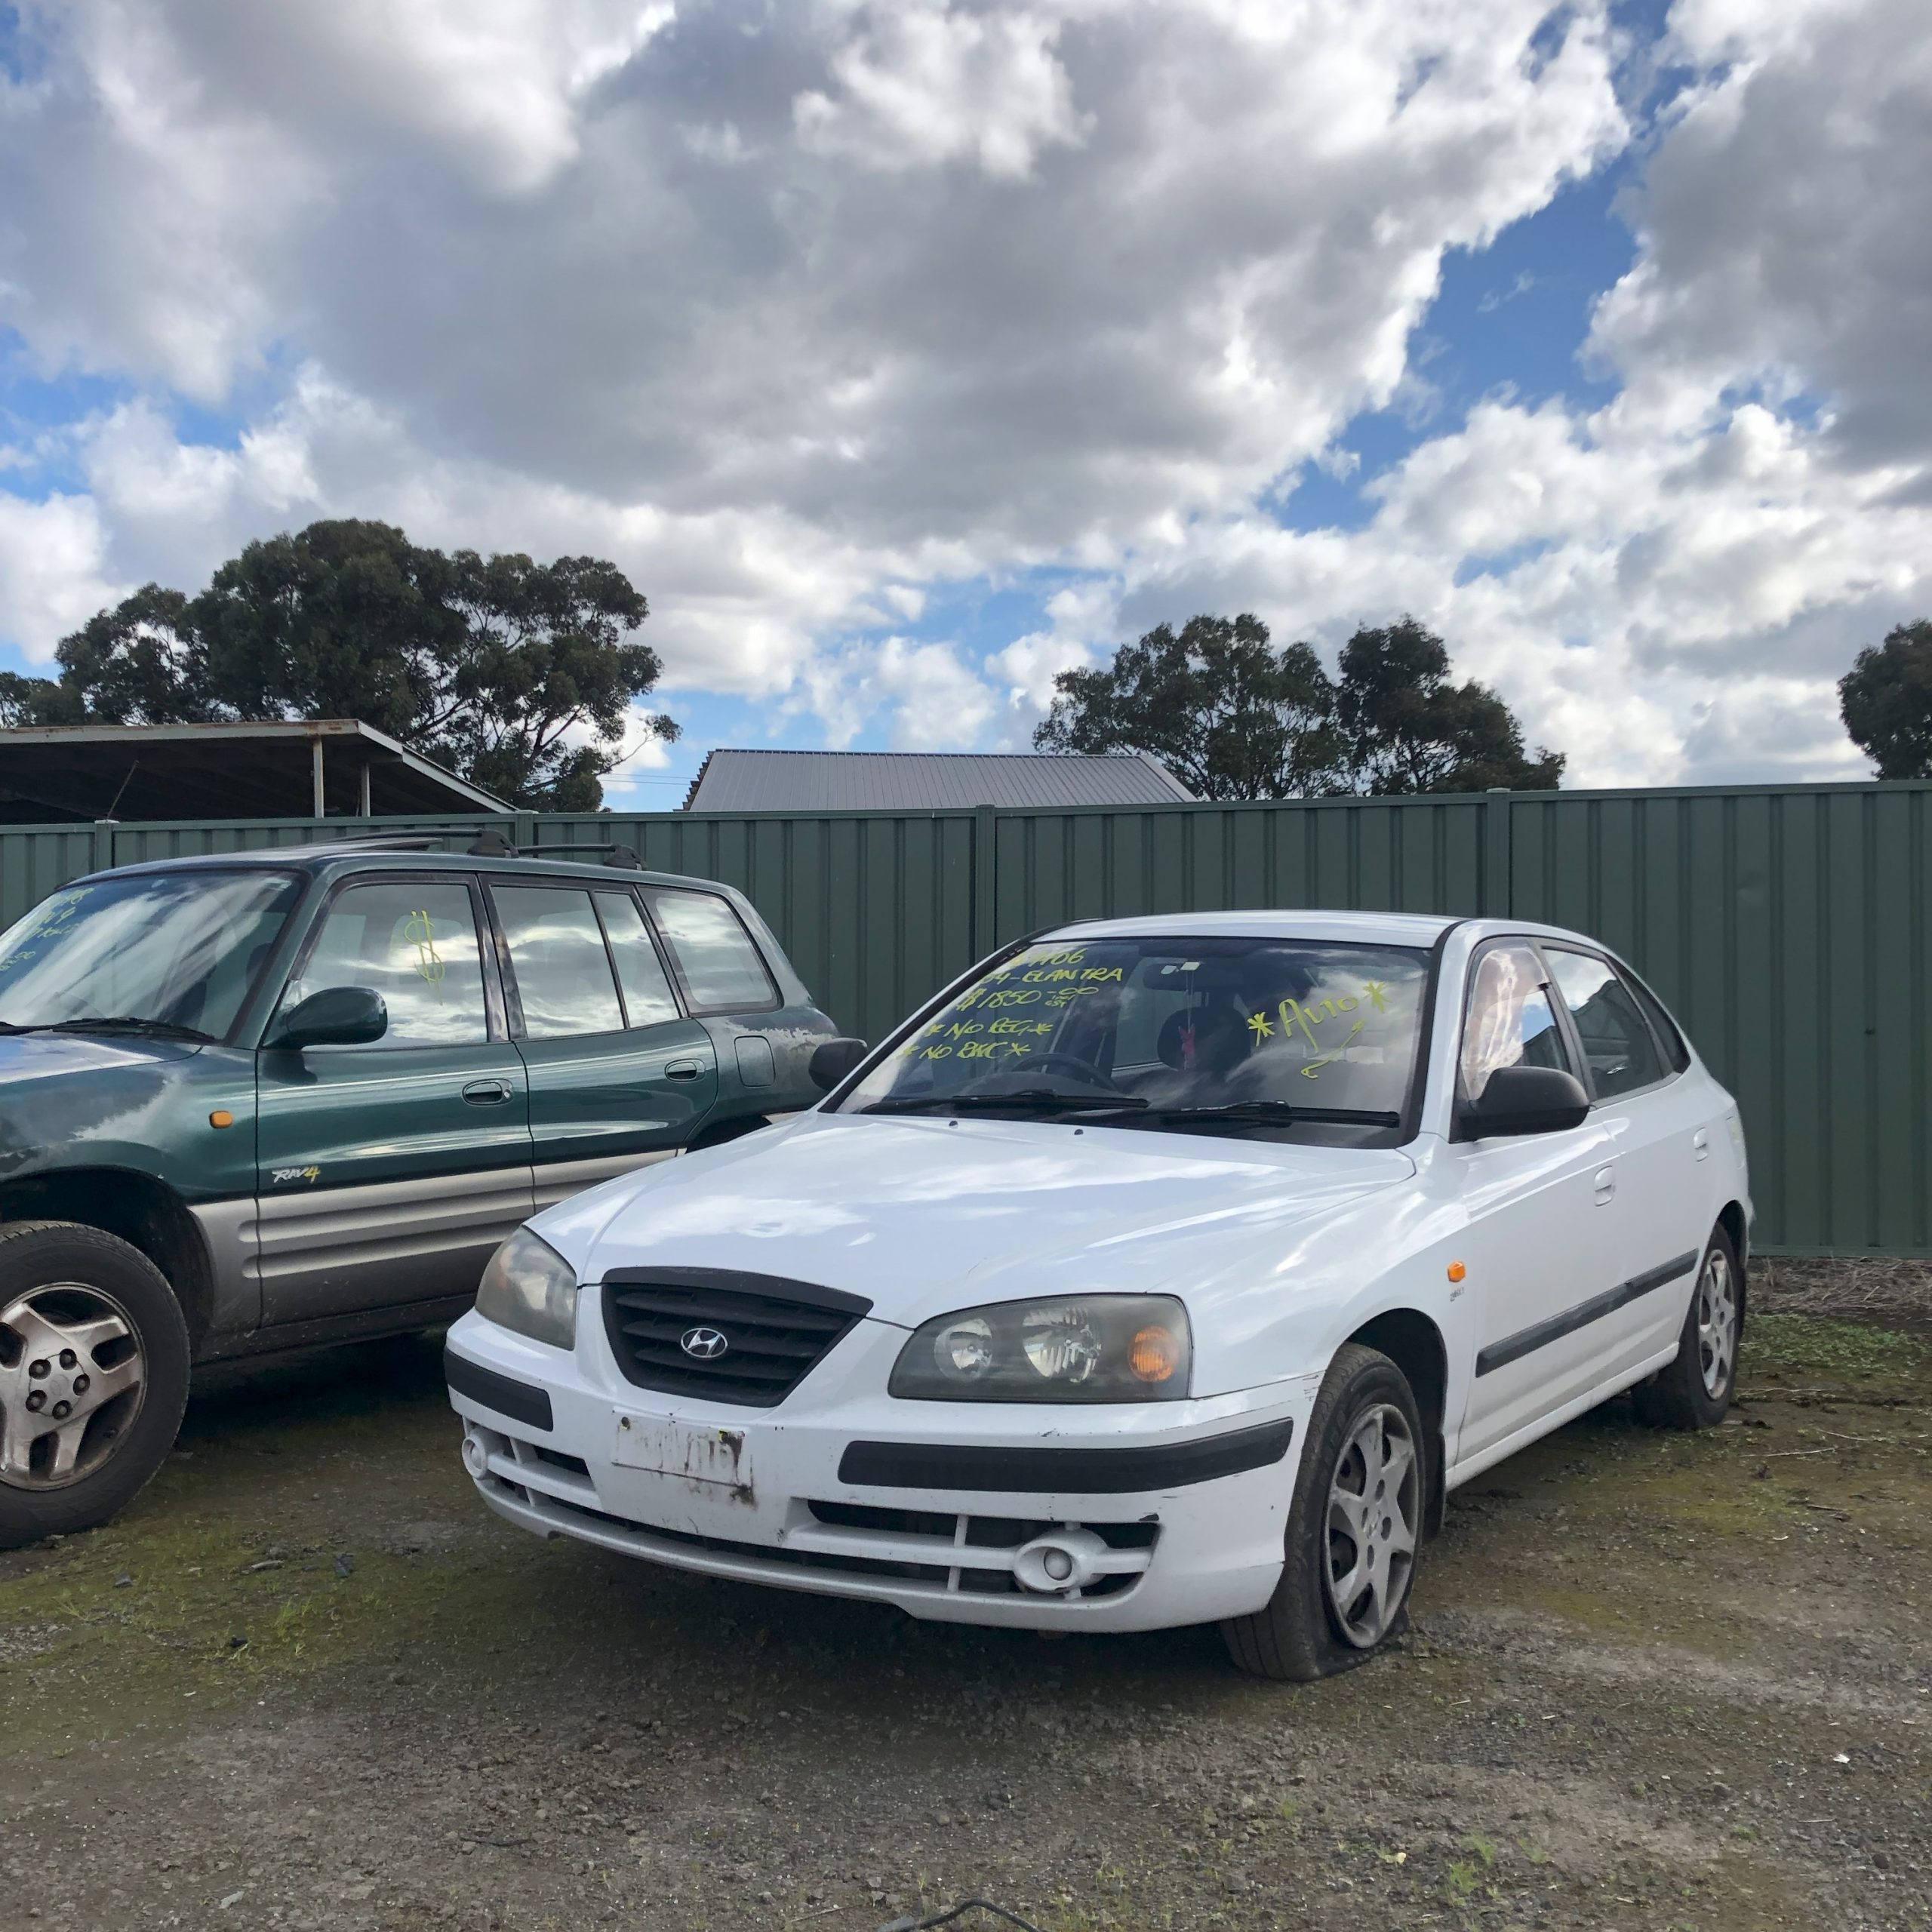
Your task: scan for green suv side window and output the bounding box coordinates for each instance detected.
[494,887,625,1039]
[279,881,488,1047]
[646,888,778,1015]
[595,891,681,1027]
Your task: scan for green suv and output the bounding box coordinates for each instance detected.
[0,835,845,1547]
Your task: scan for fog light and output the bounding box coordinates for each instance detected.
[1012,1527,1110,1595]
[461,1432,489,1478]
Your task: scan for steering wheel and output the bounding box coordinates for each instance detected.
[964,1051,1124,1094]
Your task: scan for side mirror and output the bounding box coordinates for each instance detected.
[268,986,388,1051]
[808,1037,869,1091]
[1462,1064,1589,1138]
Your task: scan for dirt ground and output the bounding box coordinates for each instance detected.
[3,1278,1930,1932]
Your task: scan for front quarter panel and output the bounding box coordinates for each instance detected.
[0,1040,257,1202]
[1180,1135,1475,1414]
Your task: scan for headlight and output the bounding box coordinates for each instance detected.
[475,1227,578,1349]
[889,1295,1191,1402]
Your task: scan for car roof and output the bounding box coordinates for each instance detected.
[1042,909,1463,946]
[1038,909,1626,957]
[82,841,734,897]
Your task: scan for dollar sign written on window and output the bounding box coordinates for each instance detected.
[403,909,446,998]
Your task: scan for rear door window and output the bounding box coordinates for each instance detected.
[1543,947,1667,1098]
[595,891,681,1027]
[645,889,778,1014]
[493,886,625,1039]
[1623,970,1691,1073]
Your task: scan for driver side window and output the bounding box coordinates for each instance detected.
[1460,942,1575,1105]
[276,880,489,1048]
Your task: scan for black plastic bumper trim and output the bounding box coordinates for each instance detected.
[1475,1249,1700,1377]
[445,1346,554,1432]
[837,1417,1295,1494]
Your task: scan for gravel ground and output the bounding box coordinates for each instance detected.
[2,1291,1929,1932]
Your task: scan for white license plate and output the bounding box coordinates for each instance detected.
[611,1411,753,1495]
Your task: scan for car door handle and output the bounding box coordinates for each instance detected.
[664,1060,703,1081]
[462,1078,513,1106]
[1693,1129,1711,1161]
[1593,1164,1617,1204]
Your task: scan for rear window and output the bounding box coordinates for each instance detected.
[1623,968,1691,1074]
[645,889,778,1014]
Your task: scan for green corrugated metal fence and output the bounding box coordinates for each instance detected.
[3,780,1928,1256]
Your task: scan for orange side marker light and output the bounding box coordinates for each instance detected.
[209,1109,234,1129]
[1128,1324,1182,1383]
[1446,1260,1466,1283]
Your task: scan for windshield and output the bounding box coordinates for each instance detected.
[0,870,303,1039]
[838,934,1432,1141]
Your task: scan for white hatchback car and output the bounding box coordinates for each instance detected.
[445,912,1749,1678]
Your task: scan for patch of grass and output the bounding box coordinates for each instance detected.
[0,1361,566,1746]
[1742,1312,1932,1388]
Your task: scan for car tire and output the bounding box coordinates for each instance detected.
[1221,1342,1426,1681]
[0,1221,191,1550]
[1634,1225,1742,1431]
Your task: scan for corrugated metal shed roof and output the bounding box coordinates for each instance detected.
[682,749,1194,811]
[0,719,506,821]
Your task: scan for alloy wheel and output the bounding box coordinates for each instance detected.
[1697,1247,1738,1398]
[0,1283,147,1490]
[1324,1401,1419,1648]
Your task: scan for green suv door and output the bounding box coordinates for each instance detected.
[254,872,535,1327]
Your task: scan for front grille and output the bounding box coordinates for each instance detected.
[601,1267,872,1407]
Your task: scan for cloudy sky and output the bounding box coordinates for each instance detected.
[1,0,1927,802]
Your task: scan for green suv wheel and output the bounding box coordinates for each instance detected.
[0,1222,190,1549]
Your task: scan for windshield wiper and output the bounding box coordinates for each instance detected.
[1134,1100,1402,1128]
[863,1089,1150,1116]
[29,1016,217,1044]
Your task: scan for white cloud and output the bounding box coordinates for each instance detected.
[1592,0,1932,471]
[795,3,1089,180]
[786,634,999,751]
[0,0,1925,785]
[0,492,122,664]
[984,582,1120,743]
[871,636,999,749]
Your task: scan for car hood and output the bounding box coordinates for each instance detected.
[536,1111,1417,1334]
[0,1030,205,1081]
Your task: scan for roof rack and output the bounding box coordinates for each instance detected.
[308,833,448,853]
[465,831,641,870]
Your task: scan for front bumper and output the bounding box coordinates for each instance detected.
[444,1301,1314,1633]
